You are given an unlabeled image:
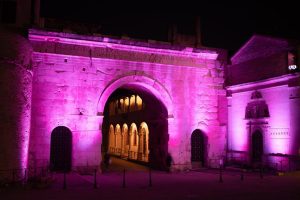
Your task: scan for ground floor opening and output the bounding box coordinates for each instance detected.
[102,86,169,171]
[50,126,72,172]
[191,129,207,168]
[251,130,263,163]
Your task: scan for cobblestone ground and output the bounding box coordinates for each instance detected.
[1,158,300,200]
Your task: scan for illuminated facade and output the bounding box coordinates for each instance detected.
[19,28,226,172]
[227,35,300,171]
[1,2,300,176]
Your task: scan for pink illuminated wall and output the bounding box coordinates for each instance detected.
[227,79,299,170]
[28,29,226,170]
[227,35,300,170]
[0,28,33,173]
[228,84,291,154]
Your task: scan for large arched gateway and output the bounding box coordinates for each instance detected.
[26,29,226,173]
[3,9,300,183]
[102,87,169,170]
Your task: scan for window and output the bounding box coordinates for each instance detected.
[124,97,129,113]
[136,95,143,110]
[245,101,270,119]
[129,95,136,112]
[109,95,143,115]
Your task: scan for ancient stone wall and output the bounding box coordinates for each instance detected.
[28,29,226,170]
[0,27,33,172]
[227,35,300,171]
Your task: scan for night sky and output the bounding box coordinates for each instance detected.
[40,1,300,56]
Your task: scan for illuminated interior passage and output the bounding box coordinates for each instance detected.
[108,122,149,162]
[102,87,168,170]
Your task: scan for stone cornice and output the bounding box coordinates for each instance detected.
[226,73,300,93]
[28,29,219,68]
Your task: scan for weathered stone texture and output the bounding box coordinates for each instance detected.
[227,35,300,171]
[0,27,33,171]
[27,29,226,171]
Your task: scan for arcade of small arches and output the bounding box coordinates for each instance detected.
[109,94,144,116]
[108,122,149,162]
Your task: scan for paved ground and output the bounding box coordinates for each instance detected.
[103,156,149,172]
[1,158,300,200]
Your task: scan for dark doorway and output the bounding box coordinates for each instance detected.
[50,126,72,172]
[191,130,206,166]
[252,130,263,163]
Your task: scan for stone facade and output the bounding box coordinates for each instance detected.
[1,27,300,179]
[0,26,33,172]
[227,35,300,171]
[26,29,227,171]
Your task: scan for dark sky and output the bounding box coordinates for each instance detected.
[40,1,300,55]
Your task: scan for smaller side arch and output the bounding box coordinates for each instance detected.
[191,129,207,167]
[50,126,72,172]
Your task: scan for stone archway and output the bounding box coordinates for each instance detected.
[99,75,171,170]
[50,126,72,172]
[97,74,173,116]
[191,129,207,168]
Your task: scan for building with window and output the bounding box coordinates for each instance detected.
[226,35,300,171]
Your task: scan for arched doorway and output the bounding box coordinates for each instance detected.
[129,123,138,160]
[138,122,149,162]
[102,87,168,170]
[50,126,72,172]
[191,130,206,167]
[122,123,129,156]
[252,130,263,163]
[108,125,115,153]
[115,124,121,155]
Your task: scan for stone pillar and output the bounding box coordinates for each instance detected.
[0,27,33,174]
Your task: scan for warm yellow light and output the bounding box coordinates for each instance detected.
[129,95,136,112]
[122,124,129,146]
[124,97,129,112]
[108,124,115,151]
[107,104,149,162]
[115,124,121,152]
[120,99,124,113]
[136,95,143,110]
